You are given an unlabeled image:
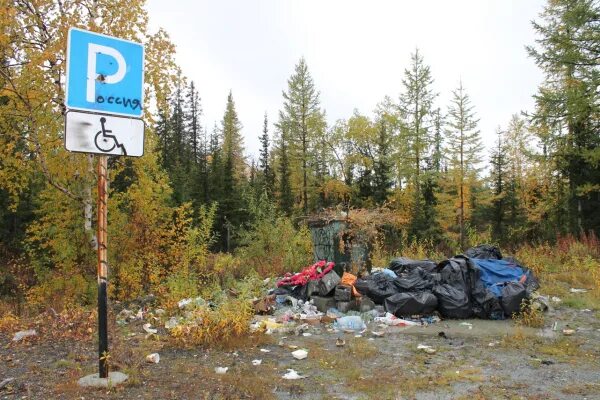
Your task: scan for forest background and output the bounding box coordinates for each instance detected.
[1,0,599,314]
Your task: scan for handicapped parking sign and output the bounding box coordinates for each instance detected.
[66,28,144,117]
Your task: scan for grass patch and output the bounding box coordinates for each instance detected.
[561,383,600,396]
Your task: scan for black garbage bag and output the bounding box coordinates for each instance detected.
[368,273,402,304]
[433,283,472,319]
[395,267,434,291]
[501,281,527,316]
[354,278,371,297]
[465,244,503,260]
[389,257,437,274]
[503,256,540,296]
[385,292,438,316]
[436,257,470,291]
[470,280,504,319]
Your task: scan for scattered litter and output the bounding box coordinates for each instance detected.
[282,369,306,380]
[145,353,160,364]
[336,338,345,347]
[178,296,206,309]
[288,345,298,350]
[417,344,436,354]
[551,296,562,303]
[260,348,271,353]
[215,367,228,374]
[372,331,385,337]
[0,378,15,390]
[165,317,179,330]
[488,341,500,347]
[569,288,587,293]
[302,333,312,337]
[260,319,285,332]
[12,329,37,342]
[252,359,262,366]
[374,313,419,327]
[459,322,473,330]
[333,315,366,331]
[552,321,558,331]
[562,329,575,336]
[354,334,362,338]
[142,323,158,334]
[292,349,308,360]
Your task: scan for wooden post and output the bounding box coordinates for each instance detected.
[97,155,109,378]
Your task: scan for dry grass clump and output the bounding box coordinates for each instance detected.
[168,298,254,347]
[515,232,600,308]
[514,300,545,328]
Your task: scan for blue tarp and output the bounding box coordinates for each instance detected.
[470,259,526,298]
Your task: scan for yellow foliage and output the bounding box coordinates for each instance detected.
[514,299,545,328]
[2,1,202,309]
[169,299,253,346]
[237,217,313,277]
[0,312,20,334]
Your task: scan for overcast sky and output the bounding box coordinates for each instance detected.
[145,0,545,159]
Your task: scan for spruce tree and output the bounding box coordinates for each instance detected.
[278,128,294,216]
[221,91,245,178]
[399,49,438,239]
[372,120,393,205]
[432,108,444,173]
[527,0,600,234]
[185,81,202,163]
[398,49,437,193]
[446,81,484,248]
[489,128,510,241]
[259,113,275,199]
[279,57,325,214]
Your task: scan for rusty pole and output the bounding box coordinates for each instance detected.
[97,155,109,378]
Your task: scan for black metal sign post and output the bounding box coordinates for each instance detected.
[97,155,109,378]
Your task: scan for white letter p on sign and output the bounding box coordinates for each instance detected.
[87,43,127,102]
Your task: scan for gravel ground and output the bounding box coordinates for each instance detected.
[1,306,599,399]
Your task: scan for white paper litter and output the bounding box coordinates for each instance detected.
[570,288,588,293]
[292,349,308,360]
[282,369,306,380]
[215,367,228,374]
[12,329,37,342]
[417,344,436,354]
[252,359,262,366]
[143,323,158,334]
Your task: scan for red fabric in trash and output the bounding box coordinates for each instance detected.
[276,260,335,287]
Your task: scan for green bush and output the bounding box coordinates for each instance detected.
[237,216,313,277]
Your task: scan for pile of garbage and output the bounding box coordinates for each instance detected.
[266,245,540,321]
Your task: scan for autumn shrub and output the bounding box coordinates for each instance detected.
[237,216,313,276]
[514,299,545,328]
[162,271,201,311]
[515,232,600,307]
[168,297,254,346]
[391,232,446,261]
[0,312,21,333]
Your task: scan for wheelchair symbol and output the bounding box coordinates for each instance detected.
[94,117,127,155]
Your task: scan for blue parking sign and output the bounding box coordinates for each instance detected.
[66,28,144,117]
